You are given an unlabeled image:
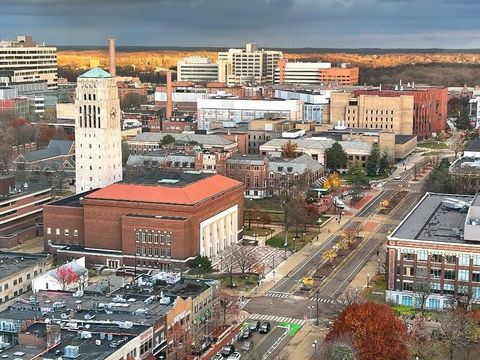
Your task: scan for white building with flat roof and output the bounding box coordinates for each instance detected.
[197,98,303,130]
[0,35,57,89]
[274,62,331,85]
[177,57,219,82]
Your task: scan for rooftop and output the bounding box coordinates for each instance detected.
[0,323,143,360]
[261,137,372,153]
[3,288,172,325]
[466,138,480,152]
[0,179,51,203]
[129,132,234,147]
[390,193,475,244]
[86,173,242,205]
[395,135,416,144]
[79,67,112,79]
[48,189,98,207]
[449,157,480,174]
[0,252,49,280]
[17,139,74,163]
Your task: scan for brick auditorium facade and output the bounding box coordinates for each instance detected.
[43,172,244,271]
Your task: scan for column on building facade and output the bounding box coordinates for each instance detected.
[202,225,210,257]
[225,213,232,249]
[210,222,216,257]
[218,217,226,254]
[232,209,238,244]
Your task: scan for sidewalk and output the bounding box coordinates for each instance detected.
[248,214,353,297]
[280,322,329,360]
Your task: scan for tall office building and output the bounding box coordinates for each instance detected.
[0,35,57,89]
[218,43,282,86]
[75,68,122,193]
[177,57,219,82]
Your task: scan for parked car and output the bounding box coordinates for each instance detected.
[259,322,271,334]
[249,320,260,332]
[227,352,242,360]
[394,175,402,180]
[220,344,235,357]
[241,328,252,340]
[211,353,223,360]
[241,340,254,352]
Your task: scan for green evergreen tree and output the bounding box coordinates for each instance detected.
[378,151,391,176]
[346,161,368,185]
[366,143,381,176]
[326,142,348,172]
[191,255,212,273]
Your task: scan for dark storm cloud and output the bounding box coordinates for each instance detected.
[1,0,480,48]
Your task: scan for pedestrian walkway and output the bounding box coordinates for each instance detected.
[308,296,337,304]
[266,291,291,299]
[248,313,306,326]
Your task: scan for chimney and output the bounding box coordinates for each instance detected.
[108,38,116,77]
[166,72,173,119]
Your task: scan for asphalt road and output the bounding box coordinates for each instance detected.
[245,166,427,320]
[244,326,286,360]
[269,220,359,294]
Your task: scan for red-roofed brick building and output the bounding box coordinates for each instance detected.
[43,172,244,271]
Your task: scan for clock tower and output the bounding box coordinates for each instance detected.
[74,67,122,193]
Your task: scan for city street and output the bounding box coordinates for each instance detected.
[241,162,429,358]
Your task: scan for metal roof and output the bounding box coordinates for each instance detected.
[79,67,112,79]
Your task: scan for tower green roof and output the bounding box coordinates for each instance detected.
[79,67,112,79]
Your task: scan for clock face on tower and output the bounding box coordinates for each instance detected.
[110,107,117,119]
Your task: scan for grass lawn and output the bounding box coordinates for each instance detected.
[391,304,443,321]
[266,229,318,251]
[417,140,449,149]
[364,276,386,303]
[252,198,282,211]
[216,274,259,291]
[243,227,272,237]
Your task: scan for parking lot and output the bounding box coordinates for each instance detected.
[210,319,300,360]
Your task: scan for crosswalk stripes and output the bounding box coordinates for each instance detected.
[308,297,337,304]
[266,292,290,299]
[248,313,306,325]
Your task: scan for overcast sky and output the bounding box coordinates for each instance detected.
[1,0,480,48]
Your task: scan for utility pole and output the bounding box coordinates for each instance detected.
[316,290,319,326]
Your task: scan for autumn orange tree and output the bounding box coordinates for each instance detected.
[323,172,341,192]
[326,302,409,360]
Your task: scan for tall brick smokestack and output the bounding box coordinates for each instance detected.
[108,38,116,77]
[166,71,172,119]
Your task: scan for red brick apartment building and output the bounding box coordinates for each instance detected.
[43,172,244,271]
[387,193,480,309]
[354,86,448,138]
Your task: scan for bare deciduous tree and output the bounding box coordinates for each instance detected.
[237,245,257,275]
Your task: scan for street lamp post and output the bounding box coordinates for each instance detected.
[292,237,296,253]
[253,233,257,245]
[367,273,370,288]
[302,232,305,244]
[312,340,318,355]
[133,252,137,278]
